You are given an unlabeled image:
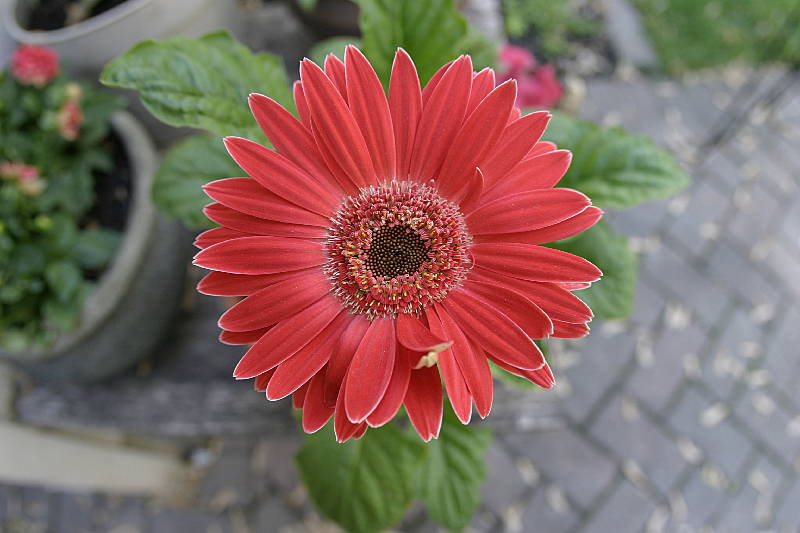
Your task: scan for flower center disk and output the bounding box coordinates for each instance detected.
[325,182,472,318]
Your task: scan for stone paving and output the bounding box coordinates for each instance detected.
[3,12,800,533]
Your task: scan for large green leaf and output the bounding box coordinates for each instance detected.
[72,228,121,270]
[101,31,294,138]
[550,220,638,319]
[418,405,493,531]
[543,112,690,209]
[153,135,241,230]
[296,422,427,533]
[355,0,496,86]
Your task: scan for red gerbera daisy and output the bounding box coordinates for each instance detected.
[193,47,602,442]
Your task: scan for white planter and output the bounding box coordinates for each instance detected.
[1,0,244,76]
[0,111,192,383]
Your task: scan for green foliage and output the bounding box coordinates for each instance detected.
[0,68,124,350]
[418,405,493,531]
[354,0,496,86]
[309,36,363,65]
[551,221,638,320]
[503,0,600,60]
[101,31,295,138]
[633,0,800,73]
[544,112,690,209]
[296,422,427,533]
[153,135,240,230]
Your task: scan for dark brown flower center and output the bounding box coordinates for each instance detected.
[365,224,428,278]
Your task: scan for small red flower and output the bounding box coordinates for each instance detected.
[498,44,563,108]
[58,98,83,141]
[193,47,602,442]
[11,45,60,87]
[0,161,46,196]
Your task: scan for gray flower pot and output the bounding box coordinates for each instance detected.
[0,111,192,383]
[0,0,244,77]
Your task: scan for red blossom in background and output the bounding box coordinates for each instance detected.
[0,161,46,196]
[11,45,60,87]
[58,97,84,141]
[497,44,563,109]
[193,47,601,442]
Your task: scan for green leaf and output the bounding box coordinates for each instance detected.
[542,112,690,209]
[101,31,294,138]
[73,228,121,269]
[550,221,638,319]
[44,260,83,303]
[355,0,495,86]
[309,37,363,65]
[419,405,493,531]
[297,0,318,12]
[153,134,241,229]
[296,422,427,533]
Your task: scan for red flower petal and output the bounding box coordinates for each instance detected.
[404,365,443,441]
[203,178,329,226]
[325,316,370,408]
[396,312,452,352]
[292,383,309,409]
[420,59,454,106]
[224,137,341,215]
[204,203,327,240]
[366,344,412,427]
[442,289,544,370]
[194,227,253,249]
[324,54,348,101]
[198,270,302,297]
[233,294,343,379]
[472,242,602,283]
[254,368,276,392]
[490,357,555,389]
[334,378,368,442]
[193,236,325,275]
[300,59,375,188]
[437,80,517,200]
[467,188,591,234]
[482,149,572,203]
[471,268,593,324]
[293,81,312,127]
[344,318,397,423]
[389,49,422,181]
[466,68,496,116]
[462,279,553,339]
[410,56,472,183]
[219,270,328,332]
[426,307,472,424]
[435,304,494,419]
[528,141,557,157]
[552,320,590,339]
[475,206,603,245]
[248,93,335,185]
[220,328,269,346]
[302,371,335,433]
[267,313,350,400]
[481,111,550,187]
[345,46,396,181]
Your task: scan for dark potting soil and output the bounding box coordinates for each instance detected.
[78,131,132,281]
[85,131,132,234]
[25,0,129,30]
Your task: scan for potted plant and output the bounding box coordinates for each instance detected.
[0,0,244,76]
[0,44,189,382]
